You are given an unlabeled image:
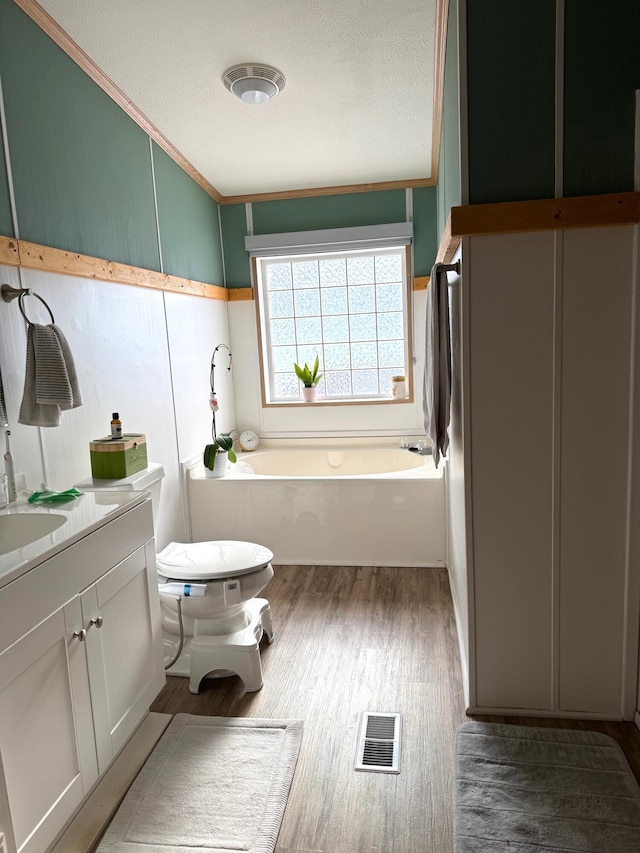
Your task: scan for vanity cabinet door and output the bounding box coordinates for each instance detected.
[0,597,98,853]
[81,540,165,773]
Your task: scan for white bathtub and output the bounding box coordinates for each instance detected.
[186,441,445,567]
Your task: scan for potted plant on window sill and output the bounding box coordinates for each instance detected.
[294,356,322,402]
[203,432,237,478]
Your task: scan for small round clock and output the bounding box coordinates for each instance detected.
[238,430,260,452]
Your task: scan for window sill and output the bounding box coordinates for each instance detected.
[262,396,414,408]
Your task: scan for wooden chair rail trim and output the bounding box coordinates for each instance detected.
[228,287,255,301]
[0,236,20,266]
[1,235,431,300]
[226,277,430,303]
[1,236,227,300]
[435,214,461,265]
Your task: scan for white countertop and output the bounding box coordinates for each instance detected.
[0,490,150,589]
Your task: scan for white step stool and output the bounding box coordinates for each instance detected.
[189,598,273,694]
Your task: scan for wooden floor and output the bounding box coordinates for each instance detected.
[150,565,640,853]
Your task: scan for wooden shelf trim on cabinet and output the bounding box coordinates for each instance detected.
[436,191,640,263]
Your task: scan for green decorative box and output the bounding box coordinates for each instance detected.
[89,434,148,480]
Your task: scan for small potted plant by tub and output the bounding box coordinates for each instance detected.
[203,433,237,478]
[294,356,323,402]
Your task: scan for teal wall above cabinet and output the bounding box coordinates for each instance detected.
[152,143,222,285]
[413,187,438,276]
[463,0,640,204]
[563,0,640,197]
[466,0,556,204]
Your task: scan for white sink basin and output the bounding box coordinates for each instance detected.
[0,513,67,555]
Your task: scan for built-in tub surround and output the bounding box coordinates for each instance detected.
[187,440,445,567]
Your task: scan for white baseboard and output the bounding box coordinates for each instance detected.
[446,566,470,710]
[467,705,624,722]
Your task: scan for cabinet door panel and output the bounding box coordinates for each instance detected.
[82,544,164,769]
[557,227,634,715]
[0,600,97,853]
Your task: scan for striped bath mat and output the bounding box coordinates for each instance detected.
[97,714,303,852]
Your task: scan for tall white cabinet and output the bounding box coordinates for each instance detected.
[0,499,165,853]
[449,224,640,719]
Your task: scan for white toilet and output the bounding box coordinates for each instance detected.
[76,463,274,693]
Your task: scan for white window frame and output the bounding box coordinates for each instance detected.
[251,240,414,407]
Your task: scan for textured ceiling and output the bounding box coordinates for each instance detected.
[37,0,437,197]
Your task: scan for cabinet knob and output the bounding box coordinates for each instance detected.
[90,616,104,629]
[73,628,87,642]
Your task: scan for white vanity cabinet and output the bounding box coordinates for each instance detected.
[0,498,165,853]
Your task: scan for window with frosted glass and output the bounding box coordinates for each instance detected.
[256,246,410,403]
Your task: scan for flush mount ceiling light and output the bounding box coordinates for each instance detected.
[223,63,286,105]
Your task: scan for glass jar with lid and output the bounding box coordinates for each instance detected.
[391,375,407,399]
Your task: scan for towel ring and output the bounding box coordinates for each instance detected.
[1,285,55,325]
[18,290,55,326]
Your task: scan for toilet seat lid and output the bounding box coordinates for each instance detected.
[156,540,273,580]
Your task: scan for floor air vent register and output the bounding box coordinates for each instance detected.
[354,712,402,774]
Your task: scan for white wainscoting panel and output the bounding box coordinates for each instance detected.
[0,264,46,493]
[0,267,230,550]
[464,225,640,719]
[444,247,471,704]
[164,290,236,463]
[558,226,636,715]
[469,231,556,711]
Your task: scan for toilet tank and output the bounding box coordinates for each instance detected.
[76,462,165,532]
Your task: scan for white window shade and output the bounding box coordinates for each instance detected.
[245,222,413,258]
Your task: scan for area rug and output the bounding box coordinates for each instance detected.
[455,721,640,852]
[97,714,303,853]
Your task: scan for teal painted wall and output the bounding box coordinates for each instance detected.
[466,0,556,204]
[463,0,640,204]
[152,143,223,285]
[220,189,438,286]
[252,190,407,235]
[563,0,640,197]
[438,0,460,238]
[220,204,251,288]
[413,187,438,276]
[0,0,160,270]
[0,0,222,285]
[0,132,12,237]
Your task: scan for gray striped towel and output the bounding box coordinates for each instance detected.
[18,323,82,427]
